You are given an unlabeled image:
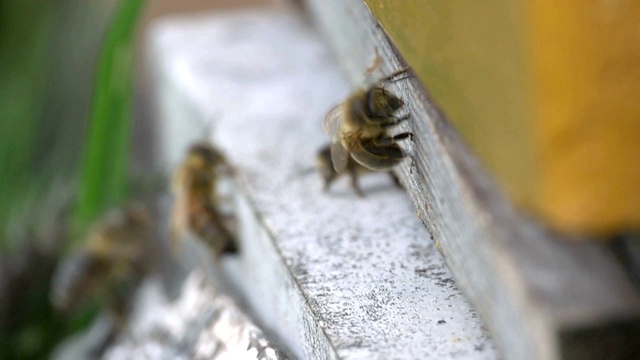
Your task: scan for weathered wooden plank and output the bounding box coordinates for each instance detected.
[151,7,497,360]
[302,1,640,359]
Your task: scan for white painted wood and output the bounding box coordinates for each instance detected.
[52,271,289,359]
[105,274,288,359]
[302,1,640,360]
[151,7,497,360]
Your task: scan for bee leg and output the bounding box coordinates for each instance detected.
[323,179,330,192]
[91,306,127,358]
[219,232,238,254]
[381,113,411,128]
[373,132,413,146]
[392,132,413,141]
[380,67,412,84]
[371,137,393,146]
[322,171,339,192]
[111,300,130,331]
[361,139,405,158]
[396,113,412,122]
[348,166,365,197]
[203,227,231,256]
[204,206,238,256]
[389,171,403,188]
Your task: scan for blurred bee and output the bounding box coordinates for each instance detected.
[316,143,401,197]
[170,142,237,257]
[323,68,413,173]
[51,204,154,354]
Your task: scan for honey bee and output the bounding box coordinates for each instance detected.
[323,68,413,173]
[170,142,237,257]
[51,204,154,353]
[316,143,401,197]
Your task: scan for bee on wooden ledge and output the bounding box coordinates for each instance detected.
[323,68,414,174]
[170,142,238,259]
[51,204,155,356]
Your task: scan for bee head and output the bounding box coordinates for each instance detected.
[366,87,404,118]
[188,143,224,167]
[86,204,151,260]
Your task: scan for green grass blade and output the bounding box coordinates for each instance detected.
[0,0,54,249]
[74,0,146,233]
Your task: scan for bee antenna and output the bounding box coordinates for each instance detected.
[380,67,412,84]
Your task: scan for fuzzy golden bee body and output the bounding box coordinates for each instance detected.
[323,69,413,173]
[170,143,237,257]
[51,204,153,321]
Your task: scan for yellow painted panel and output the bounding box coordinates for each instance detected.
[531,0,640,233]
[365,0,539,207]
[366,0,640,235]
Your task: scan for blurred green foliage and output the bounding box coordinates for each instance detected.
[0,0,145,358]
[0,0,55,252]
[74,0,145,235]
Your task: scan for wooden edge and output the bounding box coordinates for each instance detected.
[150,8,498,358]
[301,1,640,359]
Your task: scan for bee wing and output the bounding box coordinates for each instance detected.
[330,142,349,173]
[323,104,345,137]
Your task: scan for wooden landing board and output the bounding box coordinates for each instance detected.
[151,7,497,360]
[302,1,640,359]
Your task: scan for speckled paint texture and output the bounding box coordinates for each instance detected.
[152,8,496,359]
